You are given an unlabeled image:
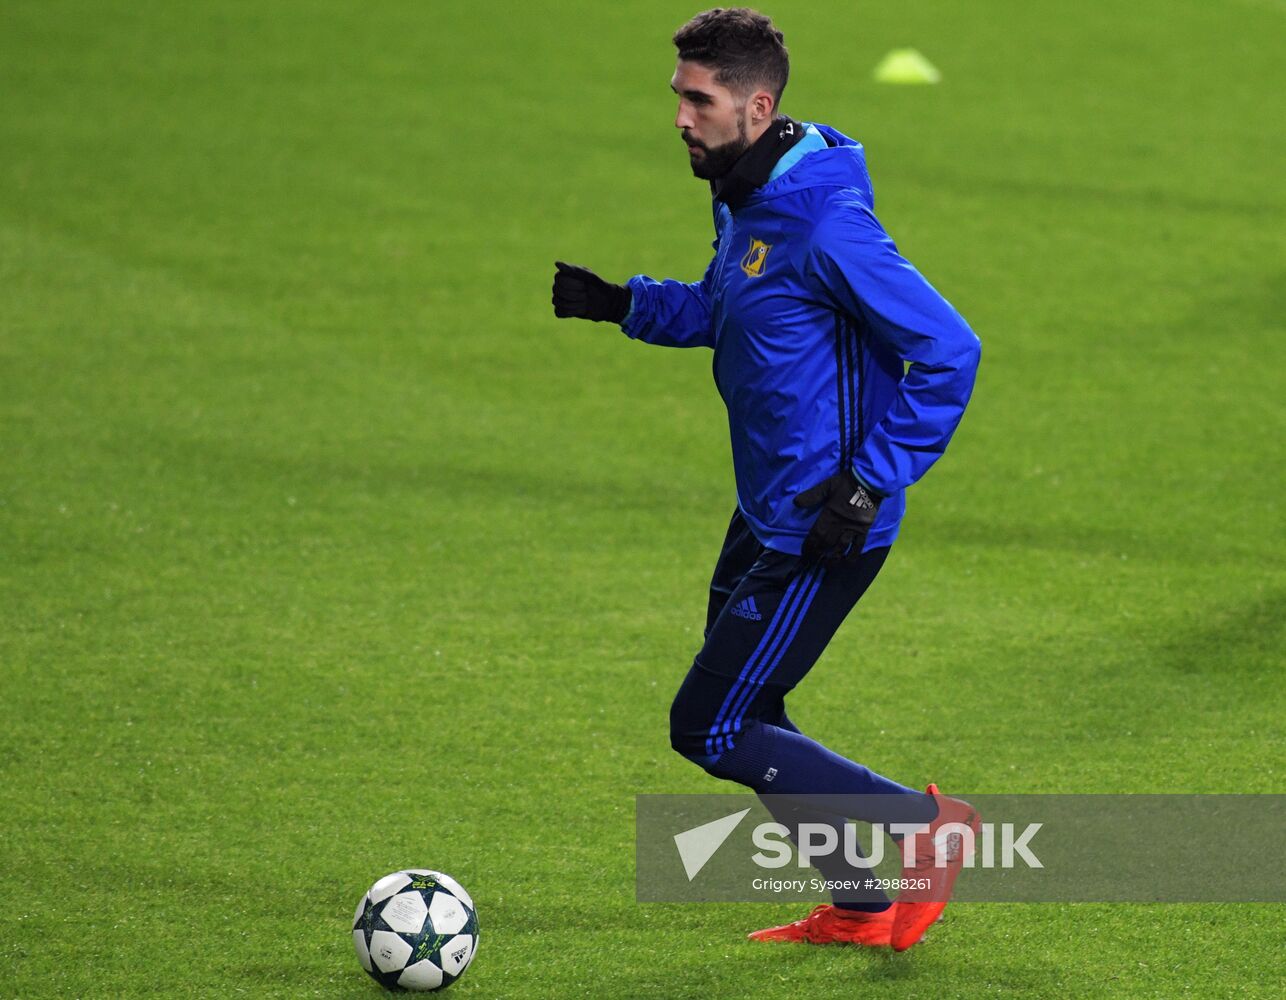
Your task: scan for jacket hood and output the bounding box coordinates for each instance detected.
[747,121,874,209]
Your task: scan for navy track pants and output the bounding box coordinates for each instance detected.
[669,509,889,768]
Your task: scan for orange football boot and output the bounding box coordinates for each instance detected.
[890,782,981,952]
[748,904,897,946]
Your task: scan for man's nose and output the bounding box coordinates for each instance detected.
[675,102,694,131]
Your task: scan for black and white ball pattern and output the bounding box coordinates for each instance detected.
[352,870,479,992]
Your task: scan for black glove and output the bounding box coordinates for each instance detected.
[552,261,632,323]
[793,469,882,564]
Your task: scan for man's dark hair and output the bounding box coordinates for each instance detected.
[673,8,789,110]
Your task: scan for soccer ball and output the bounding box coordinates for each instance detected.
[352,869,479,992]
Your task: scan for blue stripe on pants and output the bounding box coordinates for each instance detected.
[706,566,822,755]
[719,567,827,747]
[705,572,808,756]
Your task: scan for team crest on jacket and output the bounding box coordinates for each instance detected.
[740,238,772,277]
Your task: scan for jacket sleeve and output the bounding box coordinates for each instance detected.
[619,252,717,349]
[804,200,981,495]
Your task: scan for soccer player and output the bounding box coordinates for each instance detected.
[552,8,981,950]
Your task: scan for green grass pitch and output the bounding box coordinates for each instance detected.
[1,1,1282,996]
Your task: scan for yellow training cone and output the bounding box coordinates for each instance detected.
[872,48,942,85]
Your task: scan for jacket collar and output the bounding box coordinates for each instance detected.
[711,116,806,211]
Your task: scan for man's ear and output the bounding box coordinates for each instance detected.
[749,89,777,125]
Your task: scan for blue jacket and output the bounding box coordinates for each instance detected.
[622,123,980,555]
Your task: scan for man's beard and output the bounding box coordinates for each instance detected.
[685,115,749,180]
